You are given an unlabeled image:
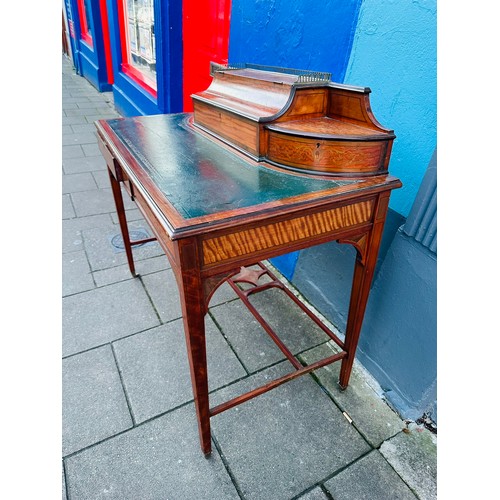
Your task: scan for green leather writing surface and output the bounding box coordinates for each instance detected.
[108,113,355,219]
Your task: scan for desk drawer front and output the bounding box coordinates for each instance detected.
[202,199,374,266]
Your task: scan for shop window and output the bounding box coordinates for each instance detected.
[77,0,93,47]
[119,0,157,96]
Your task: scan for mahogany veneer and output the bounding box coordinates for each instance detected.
[95,64,401,455]
[192,64,395,176]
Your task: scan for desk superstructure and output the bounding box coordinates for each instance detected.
[95,64,401,455]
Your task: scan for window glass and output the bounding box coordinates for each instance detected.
[122,0,156,90]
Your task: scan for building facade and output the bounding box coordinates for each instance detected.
[63,0,437,423]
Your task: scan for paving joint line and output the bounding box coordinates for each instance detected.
[207,309,251,376]
[211,433,247,500]
[110,342,137,426]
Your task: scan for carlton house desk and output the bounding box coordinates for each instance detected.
[95,64,402,455]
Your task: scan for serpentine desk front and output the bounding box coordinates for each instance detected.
[95,113,401,455]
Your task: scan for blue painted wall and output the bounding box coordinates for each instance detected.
[344,0,437,217]
[229,0,362,83]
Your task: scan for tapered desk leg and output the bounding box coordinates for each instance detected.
[108,169,136,277]
[176,241,212,455]
[339,197,388,389]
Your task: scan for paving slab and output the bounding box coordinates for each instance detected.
[64,96,91,104]
[63,155,106,174]
[210,287,329,373]
[71,123,98,134]
[70,188,120,217]
[299,343,404,447]
[142,268,238,324]
[62,172,98,194]
[62,131,98,145]
[62,345,133,456]
[81,143,101,156]
[63,115,89,126]
[85,112,120,122]
[62,214,113,254]
[62,194,76,219]
[63,102,79,110]
[323,449,418,500]
[76,101,109,109]
[62,279,160,356]
[64,405,239,500]
[62,144,85,159]
[91,169,112,189]
[296,487,329,500]
[62,251,95,296]
[92,255,169,287]
[64,109,101,118]
[82,222,164,271]
[379,423,437,500]
[109,207,145,223]
[210,363,371,500]
[113,316,246,423]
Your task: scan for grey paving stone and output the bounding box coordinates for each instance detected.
[62,125,73,135]
[62,194,75,219]
[64,108,100,117]
[62,251,95,296]
[63,115,89,126]
[210,363,370,500]
[64,405,239,500]
[113,317,246,423]
[77,101,108,109]
[63,102,78,110]
[296,487,329,500]
[299,343,404,447]
[62,279,160,356]
[71,123,98,134]
[82,223,164,271]
[62,144,84,159]
[62,214,113,254]
[62,346,133,456]
[93,255,169,287]
[88,94,113,103]
[62,172,97,194]
[140,268,183,322]
[63,155,106,175]
[110,207,145,223]
[64,96,91,104]
[210,287,329,373]
[379,424,437,500]
[324,450,418,500]
[85,112,120,123]
[70,188,117,217]
[92,169,111,189]
[142,269,238,323]
[81,143,101,156]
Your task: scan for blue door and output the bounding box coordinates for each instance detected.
[65,0,113,91]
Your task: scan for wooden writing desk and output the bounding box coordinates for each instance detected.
[95,66,401,455]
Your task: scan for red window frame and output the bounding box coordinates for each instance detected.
[77,0,93,47]
[117,0,158,97]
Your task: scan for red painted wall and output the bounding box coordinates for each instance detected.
[182,0,232,111]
